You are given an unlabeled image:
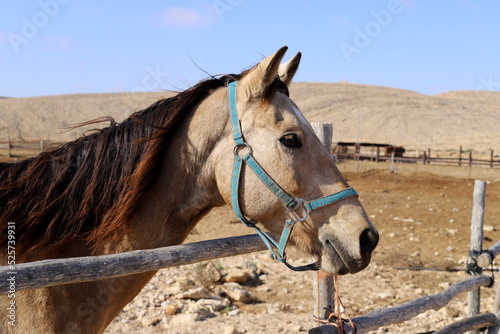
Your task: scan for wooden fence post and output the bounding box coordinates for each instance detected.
[311,123,335,324]
[312,123,333,154]
[390,151,396,173]
[459,146,463,167]
[467,180,487,334]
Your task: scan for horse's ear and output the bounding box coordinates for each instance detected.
[239,46,288,99]
[278,52,301,87]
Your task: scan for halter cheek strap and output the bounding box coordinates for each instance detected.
[228,81,358,271]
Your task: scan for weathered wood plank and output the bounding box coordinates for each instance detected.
[0,234,267,294]
[486,311,500,334]
[477,241,500,268]
[468,180,487,334]
[311,122,336,322]
[311,123,333,154]
[434,313,498,334]
[308,276,493,334]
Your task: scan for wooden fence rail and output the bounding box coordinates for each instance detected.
[309,276,494,334]
[0,234,266,294]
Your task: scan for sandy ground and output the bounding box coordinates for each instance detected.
[102,163,500,333]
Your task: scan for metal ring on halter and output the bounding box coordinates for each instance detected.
[285,200,309,224]
[233,142,253,156]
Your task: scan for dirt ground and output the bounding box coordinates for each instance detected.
[102,162,500,334]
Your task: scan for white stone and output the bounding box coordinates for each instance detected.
[222,283,252,303]
[375,290,395,299]
[203,262,222,283]
[438,282,450,290]
[485,225,496,232]
[225,269,250,283]
[170,313,200,326]
[228,309,240,316]
[195,297,229,312]
[224,326,237,334]
[177,287,210,300]
[140,314,162,326]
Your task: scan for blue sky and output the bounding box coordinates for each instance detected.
[1,1,499,97]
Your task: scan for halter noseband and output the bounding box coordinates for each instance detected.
[229,81,358,271]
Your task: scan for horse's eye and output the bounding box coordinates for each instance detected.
[280,134,302,149]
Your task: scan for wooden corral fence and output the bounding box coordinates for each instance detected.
[335,143,500,168]
[1,124,499,333]
[1,183,498,332]
[309,180,500,334]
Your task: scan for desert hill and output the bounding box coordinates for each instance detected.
[0,82,499,152]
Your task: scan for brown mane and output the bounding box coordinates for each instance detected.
[0,74,249,256]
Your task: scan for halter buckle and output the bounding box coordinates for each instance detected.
[285,200,309,225]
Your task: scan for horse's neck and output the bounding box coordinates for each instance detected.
[99,95,228,255]
[17,97,233,334]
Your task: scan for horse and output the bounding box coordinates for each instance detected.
[0,46,378,333]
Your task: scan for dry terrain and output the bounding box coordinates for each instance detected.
[102,164,500,333]
[1,83,500,333]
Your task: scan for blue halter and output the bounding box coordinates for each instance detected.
[229,81,358,271]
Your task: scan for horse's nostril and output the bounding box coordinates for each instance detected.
[360,228,379,256]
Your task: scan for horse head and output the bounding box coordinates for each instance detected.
[211,46,378,275]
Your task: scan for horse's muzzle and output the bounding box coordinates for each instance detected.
[320,225,379,275]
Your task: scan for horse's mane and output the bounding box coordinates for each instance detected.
[0,74,243,255]
[0,70,288,257]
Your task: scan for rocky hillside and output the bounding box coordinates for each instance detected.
[1,83,499,151]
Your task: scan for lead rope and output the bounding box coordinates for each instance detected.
[313,275,357,333]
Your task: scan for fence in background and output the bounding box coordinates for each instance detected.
[335,145,500,168]
[0,139,61,160]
